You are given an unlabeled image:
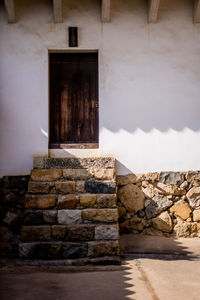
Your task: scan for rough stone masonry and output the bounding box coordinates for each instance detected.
[1,159,200,263]
[117,171,200,237]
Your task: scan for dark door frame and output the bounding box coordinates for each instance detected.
[48,50,99,149]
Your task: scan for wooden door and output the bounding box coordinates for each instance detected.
[49,52,99,148]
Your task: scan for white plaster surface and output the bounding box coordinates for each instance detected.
[0,0,200,176]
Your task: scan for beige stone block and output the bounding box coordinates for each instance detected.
[117,174,137,186]
[55,181,75,194]
[170,200,192,220]
[31,169,62,181]
[82,209,118,223]
[80,194,96,208]
[63,169,92,180]
[193,209,200,222]
[156,182,186,196]
[94,169,115,180]
[118,184,144,213]
[57,195,79,209]
[28,182,52,193]
[76,181,85,193]
[25,195,57,209]
[151,211,173,233]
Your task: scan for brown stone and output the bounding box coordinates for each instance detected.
[193,209,200,222]
[28,182,52,193]
[25,195,56,209]
[117,174,137,186]
[66,225,94,241]
[155,183,186,196]
[52,226,66,240]
[118,206,127,218]
[63,169,92,180]
[88,241,119,257]
[151,211,173,233]
[21,226,51,241]
[94,169,115,180]
[79,194,96,208]
[120,216,146,232]
[82,209,118,223]
[170,200,192,220]
[57,195,79,209]
[96,194,117,208]
[43,210,57,223]
[31,169,62,182]
[118,184,144,213]
[186,187,200,208]
[55,182,75,194]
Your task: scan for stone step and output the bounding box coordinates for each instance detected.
[21,224,119,242]
[25,194,117,210]
[33,157,115,170]
[28,180,116,194]
[19,240,120,260]
[23,207,118,224]
[30,168,115,182]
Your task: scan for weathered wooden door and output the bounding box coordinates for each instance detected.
[49,52,98,148]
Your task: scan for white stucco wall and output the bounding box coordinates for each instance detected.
[0,0,200,176]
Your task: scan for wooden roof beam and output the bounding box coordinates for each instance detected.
[194,0,200,23]
[53,0,63,23]
[4,0,16,23]
[102,0,111,23]
[148,0,160,23]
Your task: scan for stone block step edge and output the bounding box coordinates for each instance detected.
[33,157,115,170]
[16,256,121,266]
[19,240,120,259]
[20,224,119,241]
[30,169,116,182]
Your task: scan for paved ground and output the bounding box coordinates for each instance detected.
[0,257,200,300]
[1,237,200,300]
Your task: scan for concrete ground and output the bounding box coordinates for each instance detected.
[0,236,200,300]
[0,258,200,300]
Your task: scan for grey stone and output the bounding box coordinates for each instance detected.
[85,181,116,194]
[145,195,173,219]
[41,157,115,170]
[43,210,57,224]
[3,211,21,226]
[95,225,119,240]
[57,210,82,225]
[19,242,36,258]
[186,187,200,208]
[62,243,88,258]
[159,172,183,185]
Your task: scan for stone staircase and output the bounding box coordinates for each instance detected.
[19,157,120,265]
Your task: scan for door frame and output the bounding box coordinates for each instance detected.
[48,49,99,150]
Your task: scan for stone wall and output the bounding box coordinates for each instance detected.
[0,175,29,257]
[117,172,200,238]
